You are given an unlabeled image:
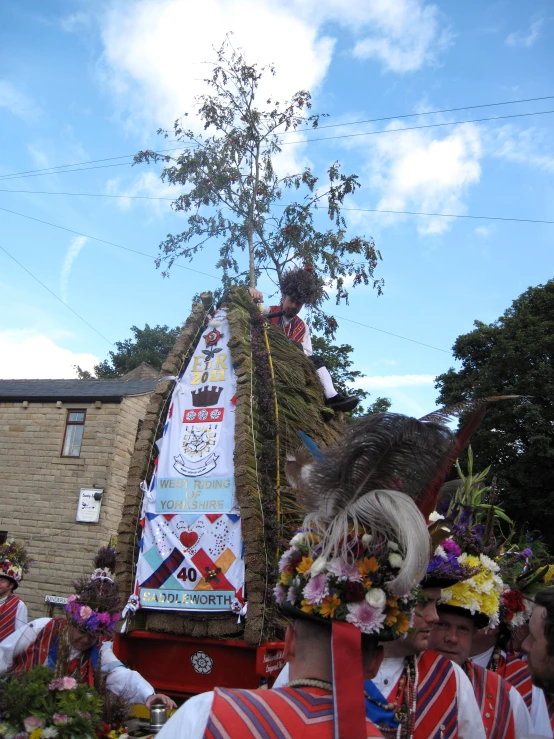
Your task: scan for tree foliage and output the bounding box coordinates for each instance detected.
[435,280,554,545]
[135,37,383,337]
[75,324,180,379]
[311,335,391,417]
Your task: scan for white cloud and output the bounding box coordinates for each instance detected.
[0,80,37,121]
[59,11,92,33]
[60,236,87,302]
[506,18,543,48]
[361,122,482,234]
[355,373,435,389]
[105,171,175,215]
[475,225,491,238]
[351,0,452,72]
[0,332,99,379]
[491,126,554,173]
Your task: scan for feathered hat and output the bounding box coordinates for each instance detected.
[66,547,120,634]
[0,539,33,589]
[437,449,507,628]
[279,413,458,738]
[279,266,326,307]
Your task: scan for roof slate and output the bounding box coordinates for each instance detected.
[0,378,159,402]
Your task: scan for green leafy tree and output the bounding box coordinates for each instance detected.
[135,37,383,337]
[75,324,180,379]
[311,335,391,416]
[435,280,554,545]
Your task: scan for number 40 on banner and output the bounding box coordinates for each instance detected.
[177,567,198,583]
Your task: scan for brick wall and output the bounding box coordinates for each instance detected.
[0,395,151,619]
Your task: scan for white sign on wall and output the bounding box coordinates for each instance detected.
[76,488,102,523]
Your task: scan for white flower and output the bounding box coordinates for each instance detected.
[428,511,445,523]
[387,541,399,551]
[43,729,59,738]
[434,545,447,560]
[290,532,306,547]
[309,556,328,577]
[440,588,453,604]
[365,588,387,609]
[480,553,500,573]
[362,533,373,547]
[389,553,404,569]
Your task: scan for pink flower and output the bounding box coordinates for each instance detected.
[79,605,93,619]
[97,612,111,626]
[273,583,287,603]
[327,558,363,583]
[66,594,77,603]
[346,602,386,634]
[23,717,44,733]
[53,713,69,724]
[61,676,77,690]
[303,574,330,605]
[443,539,461,557]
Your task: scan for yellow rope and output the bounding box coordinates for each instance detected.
[259,306,281,539]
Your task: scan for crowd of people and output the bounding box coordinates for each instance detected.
[1,270,554,738]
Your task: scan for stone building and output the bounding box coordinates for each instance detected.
[0,369,159,619]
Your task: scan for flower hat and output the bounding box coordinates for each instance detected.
[0,539,33,589]
[437,448,508,628]
[66,547,120,634]
[280,413,461,738]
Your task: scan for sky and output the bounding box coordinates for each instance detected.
[0,0,553,417]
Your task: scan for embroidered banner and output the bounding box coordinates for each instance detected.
[135,309,244,612]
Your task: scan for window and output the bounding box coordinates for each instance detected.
[61,410,86,457]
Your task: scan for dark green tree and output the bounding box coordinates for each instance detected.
[435,280,554,545]
[75,324,180,379]
[135,37,383,337]
[311,335,390,416]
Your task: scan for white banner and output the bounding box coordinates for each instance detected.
[135,309,245,611]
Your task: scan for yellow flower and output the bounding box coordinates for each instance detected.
[280,571,293,586]
[296,556,313,575]
[319,594,341,618]
[29,730,43,739]
[544,565,554,584]
[301,599,314,614]
[396,611,412,633]
[357,556,379,575]
[385,607,400,627]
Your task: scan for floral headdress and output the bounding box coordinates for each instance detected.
[280,413,459,738]
[66,547,120,634]
[0,539,33,589]
[437,449,509,628]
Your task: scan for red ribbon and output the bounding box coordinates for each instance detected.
[332,621,366,739]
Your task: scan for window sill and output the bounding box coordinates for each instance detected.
[52,457,86,466]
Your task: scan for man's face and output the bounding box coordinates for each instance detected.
[68,623,98,652]
[0,576,15,598]
[409,588,442,653]
[428,610,475,666]
[282,295,304,319]
[522,606,554,693]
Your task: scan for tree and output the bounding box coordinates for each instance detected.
[311,335,390,417]
[135,37,383,337]
[75,324,181,379]
[435,280,554,545]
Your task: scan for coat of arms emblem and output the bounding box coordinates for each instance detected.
[173,407,225,477]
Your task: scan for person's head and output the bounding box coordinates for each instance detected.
[284,618,384,682]
[386,587,442,657]
[0,575,15,598]
[67,623,98,652]
[281,294,304,319]
[522,589,554,694]
[429,607,477,665]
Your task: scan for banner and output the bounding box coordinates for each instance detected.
[135,309,245,612]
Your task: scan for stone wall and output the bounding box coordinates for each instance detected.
[0,395,150,619]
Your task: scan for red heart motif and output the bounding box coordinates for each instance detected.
[180,531,199,549]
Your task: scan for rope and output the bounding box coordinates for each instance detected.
[259,306,282,543]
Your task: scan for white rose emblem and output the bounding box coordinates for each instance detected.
[191,650,214,675]
[198,409,209,420]
[210,409,222,420]
[186,410,197,421]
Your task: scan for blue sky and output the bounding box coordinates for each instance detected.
[1,0,552,416]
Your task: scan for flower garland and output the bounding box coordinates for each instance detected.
[65,595,119,635]
[274,530,415,638]
[0,540,33,585]
[426,538,479,584]
[440,553,504,627]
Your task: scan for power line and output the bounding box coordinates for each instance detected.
[286,94,554,133]
[0,205,451,354]
[2,100,553,181]
[0,206,221,280]
[0,243,114,345]
[281,109,554,145]
[1,189,552,225]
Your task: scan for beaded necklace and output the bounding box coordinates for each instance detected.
[286,678,333,692]
[487,645,502,673]
[371,656,419,739]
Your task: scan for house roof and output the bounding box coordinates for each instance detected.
[0,378,160,403]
